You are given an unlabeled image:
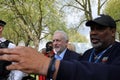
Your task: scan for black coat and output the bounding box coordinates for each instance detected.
[56,41,120,80]
[0,40,12,80]
[63,49,80,60]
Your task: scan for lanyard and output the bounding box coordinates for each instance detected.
[89,45,112,63]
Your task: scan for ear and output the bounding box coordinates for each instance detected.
[0,26,2,30]
[111,28,116,37]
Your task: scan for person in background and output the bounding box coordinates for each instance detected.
[39,41,54,80]
[40,30,80,80]
[52,30,80,61]
[0,14,120,80]
[45,41,54,58]
[0,20,25,80]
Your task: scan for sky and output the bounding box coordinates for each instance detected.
[64,0,103,41]
[38,0,106,52]
[65,11,90,41]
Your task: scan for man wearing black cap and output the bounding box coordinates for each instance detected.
[0,14,120,80]
[0,20,25,80]
[54,14,120,80]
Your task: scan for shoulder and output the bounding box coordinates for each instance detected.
[113,41,120,48]
[84,48,93,53]
[81,48,93,58]
[6,40,16,48]
[66,49,79,54]
[109,41,120,52]
[65,49,80,58]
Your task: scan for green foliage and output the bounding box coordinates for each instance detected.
[0,0,66,48]
[67,28,88,42]
[104,0,120,40]
[0,0,88,49]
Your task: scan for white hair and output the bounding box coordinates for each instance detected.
[54,30,69,41]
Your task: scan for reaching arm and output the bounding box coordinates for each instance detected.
[0,46,60,79]
[0,46,120,80]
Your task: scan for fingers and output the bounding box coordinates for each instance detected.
[0,54,20,62]
[6,63,20,70]
[0,47,17,55]
[6,63,34,74]
[0,46,41,74]
[0,48,13,55]
[0,46,26,55]
[6,63,25,70]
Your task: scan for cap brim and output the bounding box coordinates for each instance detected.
[86,20,107,27]
[86,20,97,26]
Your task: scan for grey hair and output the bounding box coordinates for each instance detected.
[54,30,69,41]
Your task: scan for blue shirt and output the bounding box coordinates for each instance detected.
[54,49,67,60]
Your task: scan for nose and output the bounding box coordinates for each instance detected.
[53,41,56,45]
[53,40,58,45]
[91,30,97,34]
[90,27,98,35]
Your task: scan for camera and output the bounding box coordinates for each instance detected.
[0,42,7,48]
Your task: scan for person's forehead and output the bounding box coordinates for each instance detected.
[89,23,109,29]
[53,33,64,39]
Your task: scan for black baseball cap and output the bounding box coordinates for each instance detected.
[86,14,116,28]
[0,20,6,27]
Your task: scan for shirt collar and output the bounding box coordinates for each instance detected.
[0,37,6,42]
[54,48,67,60]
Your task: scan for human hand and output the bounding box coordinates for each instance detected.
[0,46,51,75]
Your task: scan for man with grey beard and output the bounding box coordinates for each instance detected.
[0,14,120,80]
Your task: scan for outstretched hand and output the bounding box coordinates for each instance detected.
[0,46,51,75]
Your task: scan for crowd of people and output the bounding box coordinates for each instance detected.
[0,14,120,80]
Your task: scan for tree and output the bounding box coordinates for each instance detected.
[0,0,66,49]
[67,27,87,42]
[0,0,89,50]
[104,0,120,40]
[59,0,108,28]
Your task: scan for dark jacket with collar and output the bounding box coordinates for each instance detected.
[63,49,80,60]
[56,41,120,80]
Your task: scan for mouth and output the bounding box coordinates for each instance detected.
[91,38,99,44]
[54,47,59,51]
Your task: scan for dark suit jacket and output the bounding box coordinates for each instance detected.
[63,49,80,60]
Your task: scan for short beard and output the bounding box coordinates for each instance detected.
[91,42,102,49]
